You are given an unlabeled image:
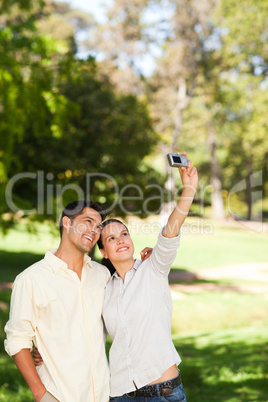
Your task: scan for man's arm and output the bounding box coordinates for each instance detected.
[5,274,46,401]
[13,349,46,401]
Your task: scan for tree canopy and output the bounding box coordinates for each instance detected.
[0,0,160,232]
[1,0,267,232]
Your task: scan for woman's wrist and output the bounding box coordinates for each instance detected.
[181,186,196,198]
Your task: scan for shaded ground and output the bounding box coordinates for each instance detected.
[169,262,268,296]
[1,262,268,297]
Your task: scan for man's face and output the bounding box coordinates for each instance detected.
[65,207,103,253]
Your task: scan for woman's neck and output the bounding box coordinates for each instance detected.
[113,258,135,282]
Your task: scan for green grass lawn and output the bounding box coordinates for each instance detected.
[0,220,268,401]
[171,291,268,334]
[1,217,268,274]
[130,218,268,271]
[175,326,268,402]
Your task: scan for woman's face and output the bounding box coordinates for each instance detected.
[100,222,135,264]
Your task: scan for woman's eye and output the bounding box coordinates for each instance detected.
[108,237,114,241]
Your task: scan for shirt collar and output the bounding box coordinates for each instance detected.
[45,249,94,273]
[112,258,141,279]
[133,259,142,270]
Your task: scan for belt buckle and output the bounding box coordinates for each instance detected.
[126,391,136,398]
[161,387,173,396]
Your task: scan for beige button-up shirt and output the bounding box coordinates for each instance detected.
[4,251,110,402]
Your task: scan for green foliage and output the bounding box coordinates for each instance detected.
[92,0,268,219]
[1,0,268,230]
[0,1,161,232]
[211,0,268,172]
[0,0,70,230]
[0,0,44,13]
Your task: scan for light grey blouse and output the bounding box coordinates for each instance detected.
[103,231,181,397]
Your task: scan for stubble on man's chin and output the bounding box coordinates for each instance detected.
[79,240,97,255]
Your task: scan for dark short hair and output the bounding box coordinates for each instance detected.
[97,218,128,250]
[59,200,107,237]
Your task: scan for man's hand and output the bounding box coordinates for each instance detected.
[140,247,153,261]
[32,347,43,366]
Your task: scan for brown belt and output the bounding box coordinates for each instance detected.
[126,374,181,398]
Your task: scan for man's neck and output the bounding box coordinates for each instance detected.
[55,243,85,280]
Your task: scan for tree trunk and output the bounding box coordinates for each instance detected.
[246,157,253,220]
[207,122,225,220]
[160,142,177,225]
[171,77,189,151]
[160,78,190,222]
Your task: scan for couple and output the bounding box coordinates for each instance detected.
[5,154,198,401]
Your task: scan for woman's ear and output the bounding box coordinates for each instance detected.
[100,248,108,259]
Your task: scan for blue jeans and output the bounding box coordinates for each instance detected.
[109,383,187,402]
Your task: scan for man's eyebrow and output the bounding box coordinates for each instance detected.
[83,216,96,222]
[82,216,102,226]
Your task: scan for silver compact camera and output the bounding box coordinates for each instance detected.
[167,153,188,168]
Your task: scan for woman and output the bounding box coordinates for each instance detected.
[98,153,198,400]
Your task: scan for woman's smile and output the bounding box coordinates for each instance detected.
[116,246,129,252]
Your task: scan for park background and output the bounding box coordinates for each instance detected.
[0,0,268,401]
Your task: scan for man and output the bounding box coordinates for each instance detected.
[5,201,111,402]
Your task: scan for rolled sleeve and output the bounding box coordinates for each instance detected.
[4,274,37,356]
[149,231,181,276]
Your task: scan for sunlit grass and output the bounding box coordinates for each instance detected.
[171,291,268,334]
[129,217,268,271]
[1,218,268,273]
[175,327,268,402]
[0,222,58,254]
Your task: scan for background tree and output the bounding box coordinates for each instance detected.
[209,0,268,219]
[2,0,267,232]
[1,0,161,233]
[0,0,70,230]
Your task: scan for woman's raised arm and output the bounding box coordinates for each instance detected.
[162,152,198,239]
